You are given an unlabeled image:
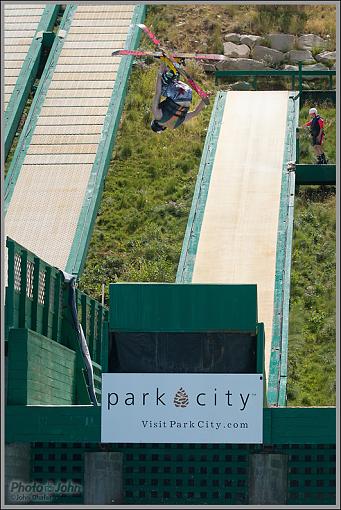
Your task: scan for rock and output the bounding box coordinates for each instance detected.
[301,62,329,80]
[224,33,241,43]
[229,81,253,91]
[315,50,336,64]
[252,45,285,65]
[223,41,250,58]
[269,33,295,52]
[284,63,329,81]
[286,49,315,64]
[331,63,336,70]
[203,63,217,72]
[216,57,270,71]
[239,34,263,47]
[297,34,327,50]
[283,64,298,71]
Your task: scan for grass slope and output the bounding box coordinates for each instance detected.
[286,102,336,406]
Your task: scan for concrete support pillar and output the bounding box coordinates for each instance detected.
[84,452,123,505]
[249,453,288,505]
[5,443,31,505]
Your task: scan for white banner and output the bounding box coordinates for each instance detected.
[101,373,263,443]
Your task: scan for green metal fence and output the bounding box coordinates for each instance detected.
[5,237,107,363]
[29,441,336,505]
[5,237,108,404]
[215,64,336,96]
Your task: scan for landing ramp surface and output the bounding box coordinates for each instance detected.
[191,91,290,374]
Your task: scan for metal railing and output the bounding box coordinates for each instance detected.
[215,63,336,95]
[5,237,108,367]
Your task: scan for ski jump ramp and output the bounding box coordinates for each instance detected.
[177,90,298,377]
[4,3,47,109]
[4,4,145,276]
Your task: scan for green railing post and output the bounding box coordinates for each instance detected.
[42,266,51,337]
[52,271,61,342]
[329,73,333,90]
[256,322,265,375]
[5,239,15,339]
[89,300,96,359]
[31,256,40,332]
[101,319,109,373]
[298,62,303,95]
[291,72,295,91]
[19,250,28,329]
[296,127,300,163]
[81,293,87,339]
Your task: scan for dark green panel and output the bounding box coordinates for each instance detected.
[6,405,101,443]
[5,406,335,444]
[7,328,77,405]
[265,407,336,444]
[295,164,336,185]
[109,283,257,333]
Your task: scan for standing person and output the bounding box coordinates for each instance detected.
[150,63,208,133]
[301,107,328,164]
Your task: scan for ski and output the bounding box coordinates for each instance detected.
[112,48,225,62]
[136,23,211,104]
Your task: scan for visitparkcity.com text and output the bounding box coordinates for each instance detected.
[141,419,249,430]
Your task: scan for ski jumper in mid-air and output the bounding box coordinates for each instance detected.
[301,107,328,164]
[151,63,208,132]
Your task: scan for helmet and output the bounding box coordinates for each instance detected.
[161,69,180,86]
[150,120,167,133]
[309,107,317,115]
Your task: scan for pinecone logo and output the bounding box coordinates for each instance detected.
[174,387,189,408]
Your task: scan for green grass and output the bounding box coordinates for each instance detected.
[287,185,336,406]
[78,64,216,303]
[286,101,336,406]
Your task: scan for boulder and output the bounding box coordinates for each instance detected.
[301,62,329,80]
[239,34,263,47]
[203,63,217,72]
[286,49,315,64]
[252,45,285,65]
[223,41,250,58]
[283,64,298,71]
[216,57,270,71]
[315,50,336,64]
[284,63,329,81]
[297,34,327,50]
[269,33,295,52]
[229,81,253,91]
[224,33,241,43]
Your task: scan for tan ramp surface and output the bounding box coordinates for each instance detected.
[192,91,290,376]
[3,4,46,109]
[5,4,135,271]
